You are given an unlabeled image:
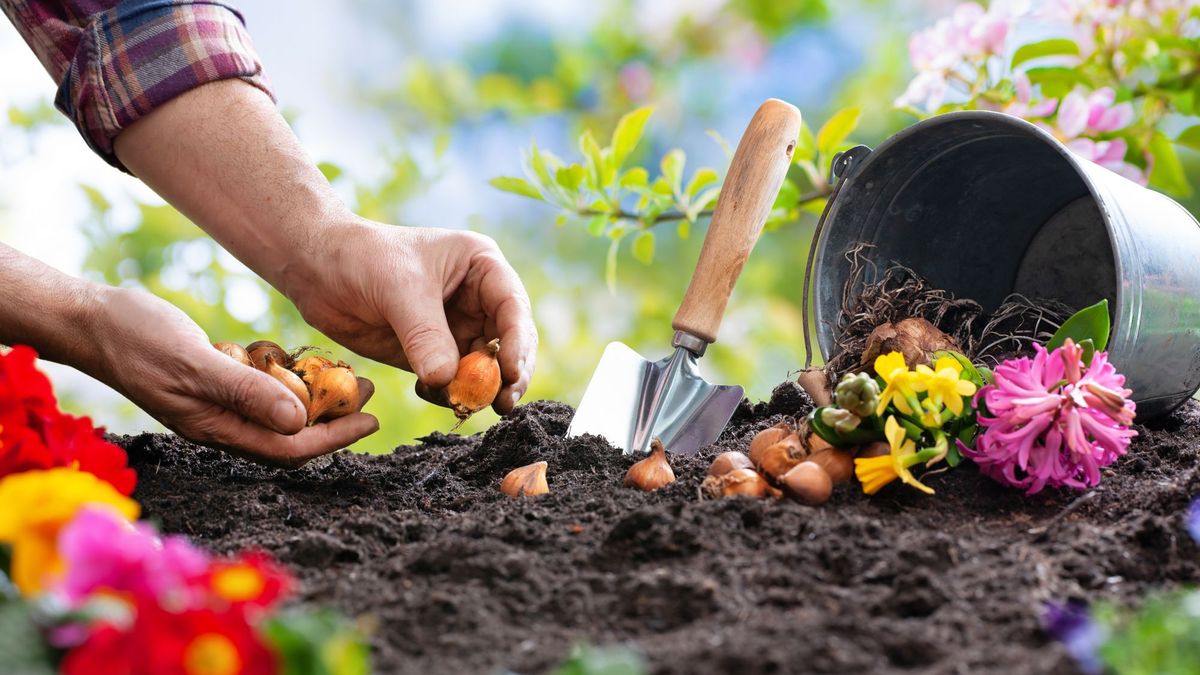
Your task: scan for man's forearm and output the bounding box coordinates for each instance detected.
[0,244,101,365]
[112,79,351,297]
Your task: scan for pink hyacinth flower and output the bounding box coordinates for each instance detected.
[960,339,1136,495]
[56,506,211,606]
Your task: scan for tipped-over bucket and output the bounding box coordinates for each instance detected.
[812,111,1200,418]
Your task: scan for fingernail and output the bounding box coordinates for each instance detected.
[271,399,300,431]
[511,391,521,407]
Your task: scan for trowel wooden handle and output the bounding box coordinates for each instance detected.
[672,99,801,344]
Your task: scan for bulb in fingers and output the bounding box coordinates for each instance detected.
[264,356,310,410]
[307,366,360,425]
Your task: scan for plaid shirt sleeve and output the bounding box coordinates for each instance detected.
[1,0,273,169]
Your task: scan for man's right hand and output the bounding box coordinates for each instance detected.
[80,286,378,467]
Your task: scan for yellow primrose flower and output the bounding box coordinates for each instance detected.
[853,416,935,495]
[917,356,978,417]
[873,352,927,416]
[0,468,139,594]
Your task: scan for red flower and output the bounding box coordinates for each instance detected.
[0,345,57,412]
[61,601,277,675]
[0,346,135,495]
[37,412,137,495]
[208,551,292,612]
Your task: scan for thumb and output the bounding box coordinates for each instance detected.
[386,294,459,388]
[198,345,307,434]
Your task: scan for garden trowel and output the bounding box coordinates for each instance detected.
[567,99,802,456]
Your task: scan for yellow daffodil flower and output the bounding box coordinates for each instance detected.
[853,416,935,495]
[0,468,139,594]
[916,356,978,417]
[873,352,927,416]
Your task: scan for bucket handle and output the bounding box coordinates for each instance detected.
[801,144,872,369]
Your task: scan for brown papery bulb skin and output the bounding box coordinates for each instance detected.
[624,438,676,491]
[445,339,502,422]
[751,434,805,482]
[293,355,335,385]
[796,367,833,407]
[306,366,360,425]
[707,451,754,479]
[247,340,290,371]
[747,421,794,463]
[214,342,253,368]
[500,461,549,497]
[804,430,834,454]
[716,468,779,499]
[782,461,833,505]
[858,441,891,459]
[264,356,310,410]
[806,447,855,484]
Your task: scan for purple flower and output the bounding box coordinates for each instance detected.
[1044,600,1106,675]
[960,339,1136,495]
[1187,498,1200,544]
[55,506,211,606]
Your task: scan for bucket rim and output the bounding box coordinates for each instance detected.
[812,109,1127,363]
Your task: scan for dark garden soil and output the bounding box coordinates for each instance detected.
[116,384,1200,675]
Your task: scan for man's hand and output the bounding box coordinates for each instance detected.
[81,286,379,467]
[113,81,539,413]
[280,220,537,414]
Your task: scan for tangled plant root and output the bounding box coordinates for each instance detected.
[822,242,1074,381]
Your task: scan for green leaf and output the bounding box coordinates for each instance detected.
[553,644,647,675]
[794,122,817,163]
[945,442,963,468]
[706,129,734,159]
[687,186,720,222]
[1148,132,1192,197]
[488,176,543,201]
[677,221,691,239]
[610,106,654,169]
[80,184,111,214]
[1176,124,1200,152]
[317,161,344,183]
[932,350,984,388]
[1046,299,1111,352]
[263,608,371,675]
[530,143,555,187]
[605,237,621,294]
[816,107,862,158]
[685,168,719,197]
[631,230,655,264]
[619,167,649,189]
[649,176,674,196]
[556,164,586,191]
[587,214,608,237]
[1011,38,1081,68]
[0,600,54,675]
[580,130,605,189]
[1025,66,1089,98]
[660,149,686,195]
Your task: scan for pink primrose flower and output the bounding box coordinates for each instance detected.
[55,506,211,606]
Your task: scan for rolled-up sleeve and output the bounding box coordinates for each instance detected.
[2,0,272,169]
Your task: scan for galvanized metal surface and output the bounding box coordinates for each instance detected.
[811,110,1200,418]
[565,341,744,456]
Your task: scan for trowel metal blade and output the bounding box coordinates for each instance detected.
[566,342,744,456]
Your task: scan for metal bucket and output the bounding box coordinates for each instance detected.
[811,110,1200,418]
